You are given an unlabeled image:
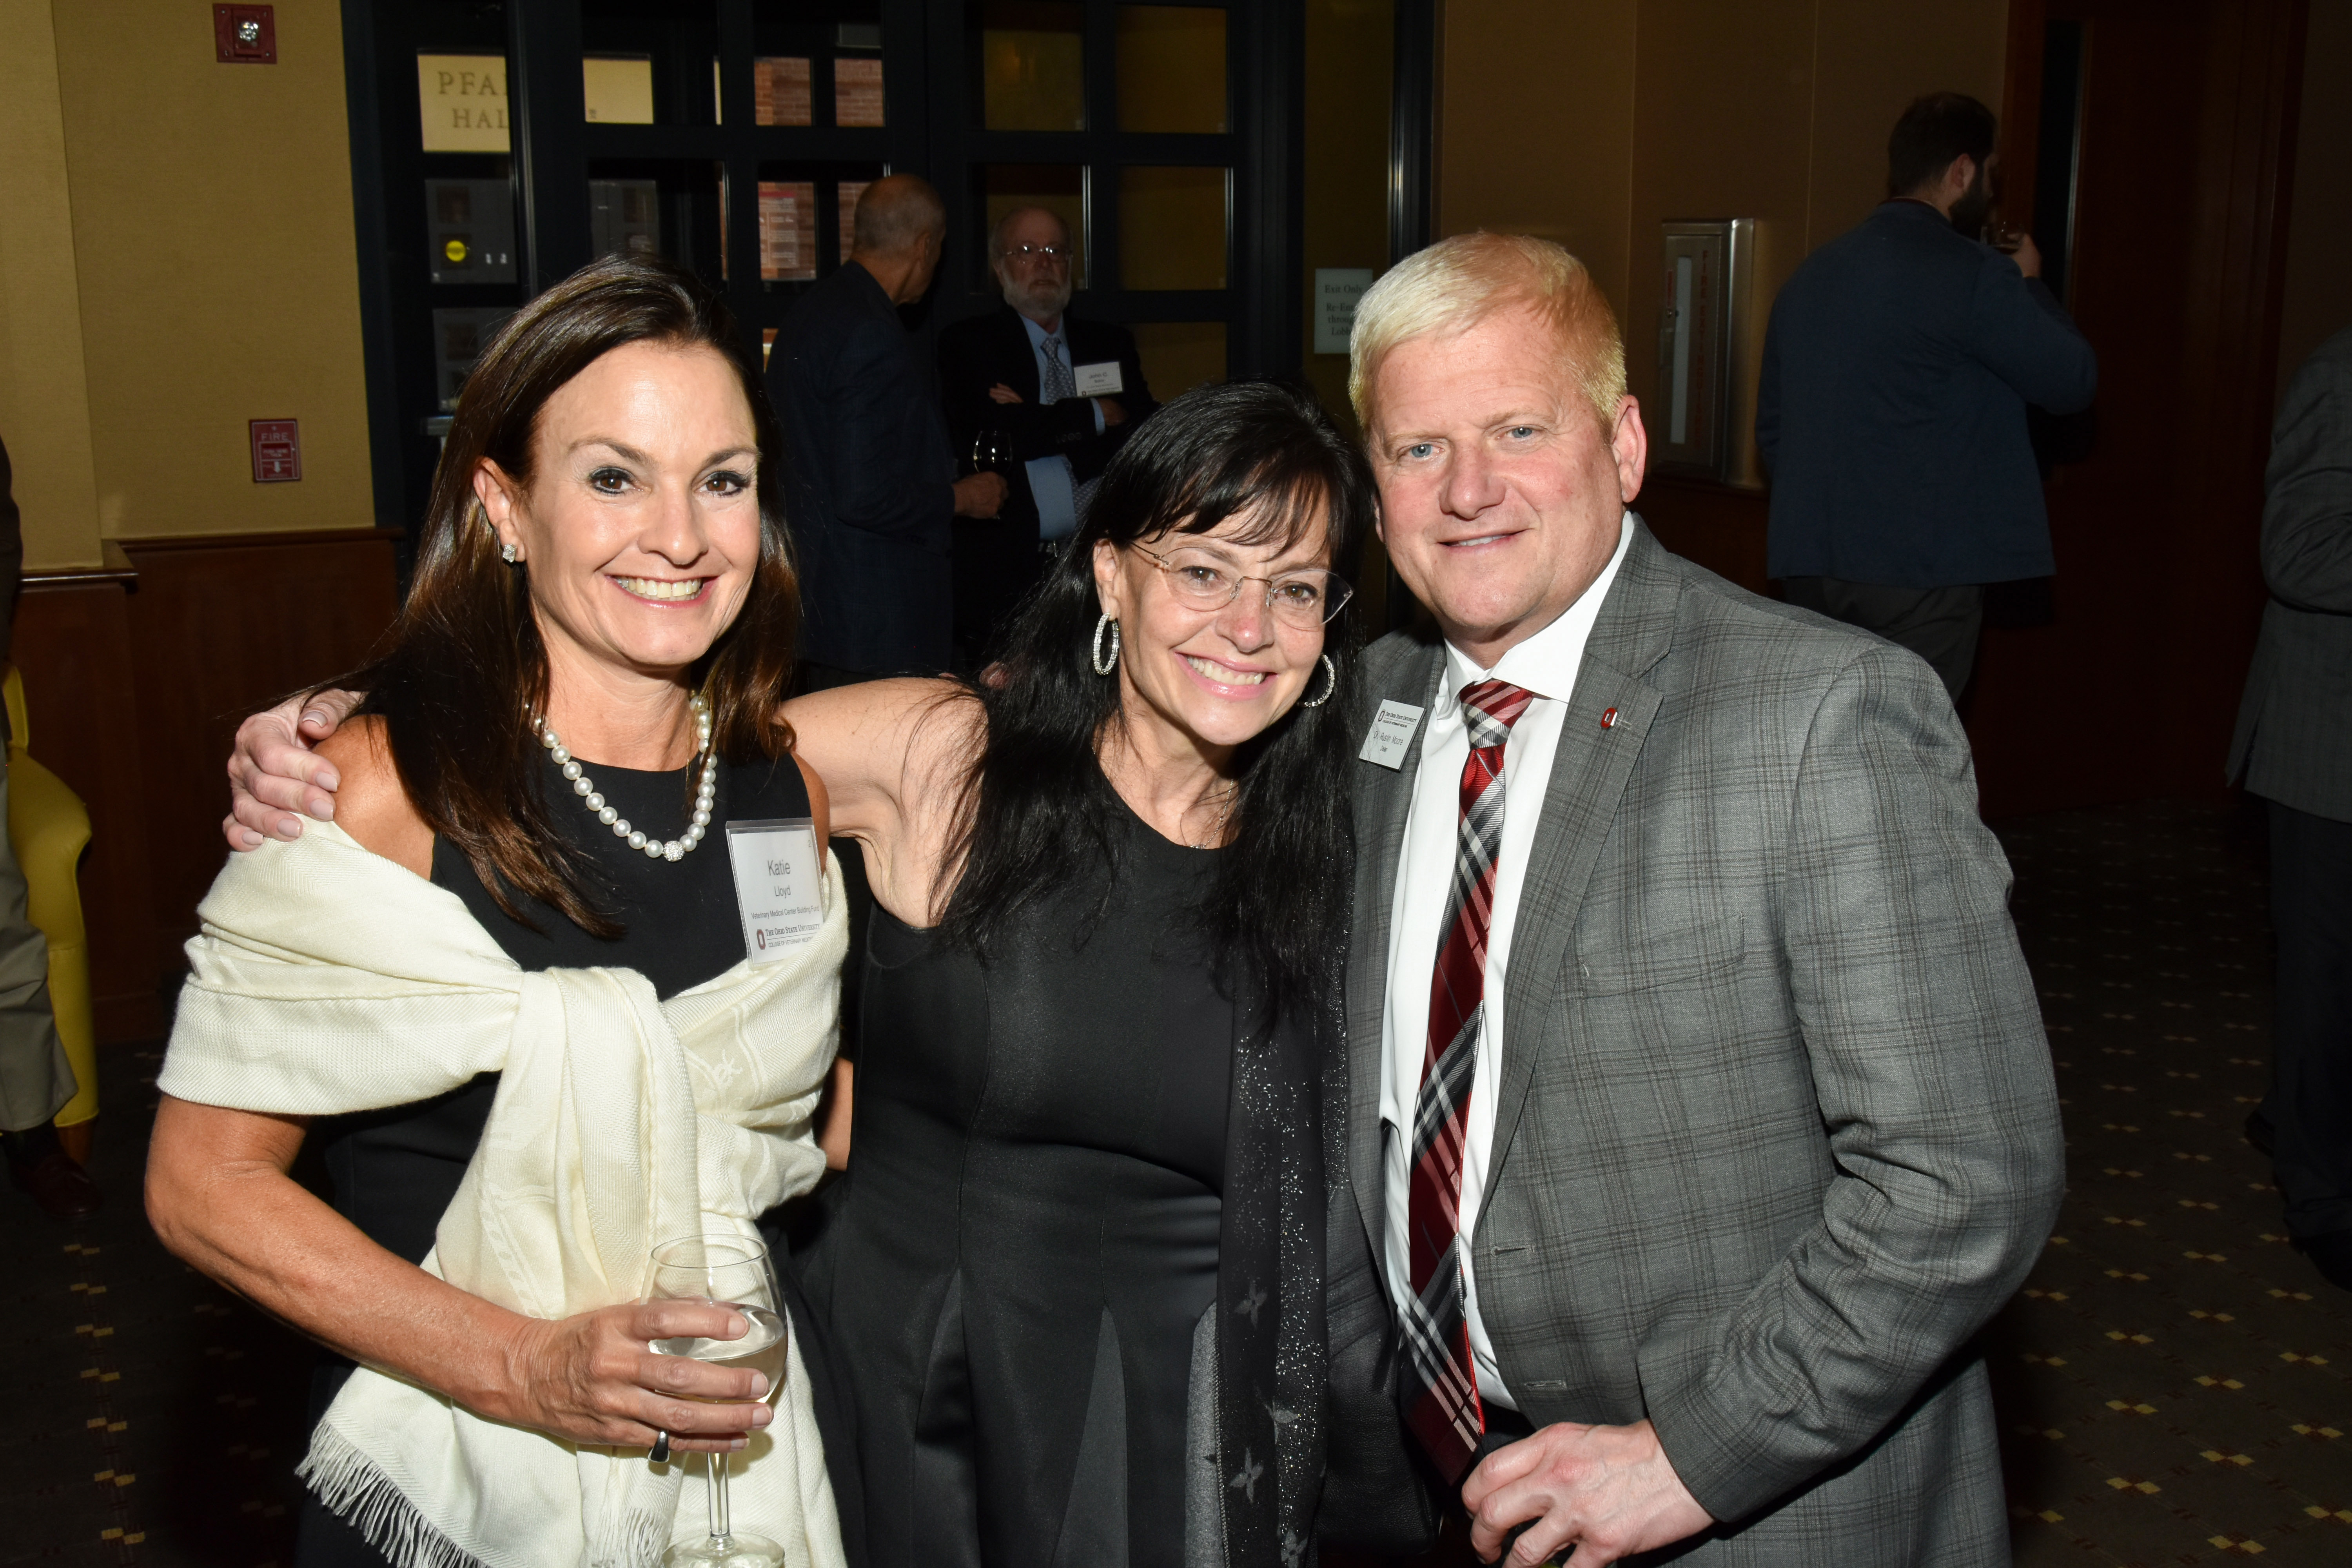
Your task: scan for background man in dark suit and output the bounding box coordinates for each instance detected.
[1320,233,2060,1565]
[2229,323,2352,1294]
[768,175,1006,688]
[1759,92,2097,699]
[937,205,1154,663]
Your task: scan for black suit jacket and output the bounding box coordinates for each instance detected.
[2228,323,2352,820]
[936,306,1155,657]
[769,262,956,676]
[1758,200,2096,588]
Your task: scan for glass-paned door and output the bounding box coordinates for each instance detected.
[934,0,1287,398]
[347,0,1442,536]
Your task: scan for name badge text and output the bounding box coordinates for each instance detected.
[726,818,826,963]
[1360,699,1426,770]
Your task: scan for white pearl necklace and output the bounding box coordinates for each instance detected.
[533,694,717,862]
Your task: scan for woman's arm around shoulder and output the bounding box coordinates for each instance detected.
[316,716,432,878]
[791,748,831,847]
[779,677,982,924]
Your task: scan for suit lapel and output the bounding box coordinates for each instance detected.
[1482,524,1682,1204]
[1347,633,1446,1256]
[998,307,1044,404]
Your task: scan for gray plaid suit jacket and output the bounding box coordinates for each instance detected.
[1328,521,2063,1562]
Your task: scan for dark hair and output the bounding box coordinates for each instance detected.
[1887,92,1998,198]
[343,254,799,936]
[939,379,1375,1021]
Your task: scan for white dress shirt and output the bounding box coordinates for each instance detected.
[1379,512,1633,1410]
[1018,314,1105,541]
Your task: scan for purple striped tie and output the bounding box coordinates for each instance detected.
[1403,679,1534,1482]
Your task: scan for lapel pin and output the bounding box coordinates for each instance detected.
[1600,707,1619,729]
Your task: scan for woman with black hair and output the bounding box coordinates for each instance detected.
[222,376,1377,1568]
[779,378,1372,1568]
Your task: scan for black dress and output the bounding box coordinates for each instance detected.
[296,752,813,1568]
[793,795,1330,1568]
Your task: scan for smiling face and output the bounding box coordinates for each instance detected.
[1092,506,1335,757]
[1368,306,1646,667]
[477,339,763,688]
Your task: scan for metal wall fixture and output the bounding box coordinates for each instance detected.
[1653,219,1755,483]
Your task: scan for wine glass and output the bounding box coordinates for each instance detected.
[648,1234,789,1568]
[969,426,1012,476]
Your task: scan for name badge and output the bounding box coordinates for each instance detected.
[1359,699,1425,769]
[1072,360,1124,397]
[725,818,826,963]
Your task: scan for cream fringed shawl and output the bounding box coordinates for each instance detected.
[157,822,851,1568]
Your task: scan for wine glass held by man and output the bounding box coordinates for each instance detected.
[151,256,849,1568]
[225,381,1378,1568]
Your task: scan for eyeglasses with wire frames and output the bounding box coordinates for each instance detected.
[1000,243,1070,265]
[1131,541,1354,628]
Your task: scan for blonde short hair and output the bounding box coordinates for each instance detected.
[1348,232,1627,435]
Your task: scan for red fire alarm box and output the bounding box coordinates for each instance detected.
[250,419,301,482]
[215,5,276,65]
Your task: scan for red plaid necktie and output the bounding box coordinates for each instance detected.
[1403,678,1535,1482]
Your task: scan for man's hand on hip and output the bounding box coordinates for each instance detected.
[1460,1418,1712,1566]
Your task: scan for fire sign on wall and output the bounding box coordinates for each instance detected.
[250,419,301,483]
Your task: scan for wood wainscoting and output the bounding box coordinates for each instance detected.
[16,528,400,1042]
[1638,477,1771,598]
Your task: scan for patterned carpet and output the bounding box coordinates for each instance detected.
[1,1041,308,1568]
[1,799,2344,1566]
[1992,801,2350,1566]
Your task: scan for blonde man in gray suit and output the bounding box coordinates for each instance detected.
[1321,234,2063,1565]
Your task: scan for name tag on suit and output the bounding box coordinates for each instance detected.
[726,817,827,962]
[1360,700,1425,769]
[1073,361,1124,397]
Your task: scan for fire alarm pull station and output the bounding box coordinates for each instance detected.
[250,420,301,483]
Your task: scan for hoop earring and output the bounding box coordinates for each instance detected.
[1091,614,1121,676]
[1299,653,1337,708]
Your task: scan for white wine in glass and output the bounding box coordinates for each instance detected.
[649,1234,789,1568]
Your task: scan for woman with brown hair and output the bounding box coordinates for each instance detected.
[147,256,849,1568]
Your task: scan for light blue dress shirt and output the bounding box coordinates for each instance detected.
[1019,314,1105,542]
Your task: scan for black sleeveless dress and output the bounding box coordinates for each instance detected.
[792,795,1329,1568]
[296,751,813,1568]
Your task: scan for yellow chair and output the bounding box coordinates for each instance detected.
[4,663,98,1150]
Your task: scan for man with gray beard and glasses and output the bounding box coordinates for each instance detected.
[938,205,1156,664]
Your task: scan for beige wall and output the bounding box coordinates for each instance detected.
[1438,0,2007,482]
[1436,0,1640,316]
[0,0,103,570]
[2276,0,2352,405]
[5,0,372,570]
